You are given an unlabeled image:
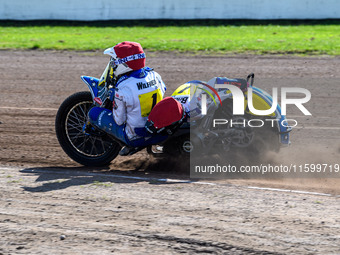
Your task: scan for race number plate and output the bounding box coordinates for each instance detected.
[138,88,163,117]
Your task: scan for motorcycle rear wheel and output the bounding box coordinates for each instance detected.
[55,91,121,166]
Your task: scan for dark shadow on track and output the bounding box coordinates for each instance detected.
[19,158,191,193]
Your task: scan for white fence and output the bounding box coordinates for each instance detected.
[0,0,339,20]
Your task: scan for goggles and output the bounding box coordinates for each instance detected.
[110,53,145,66]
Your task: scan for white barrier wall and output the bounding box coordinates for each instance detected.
[0,0,339,20]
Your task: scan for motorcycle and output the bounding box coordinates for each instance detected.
[55,64,291,166]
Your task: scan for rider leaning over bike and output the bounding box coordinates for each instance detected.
[88,41,167,156]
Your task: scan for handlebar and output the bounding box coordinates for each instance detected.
[247,73,255,86]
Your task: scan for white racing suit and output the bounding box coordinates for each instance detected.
[88,67,167,147]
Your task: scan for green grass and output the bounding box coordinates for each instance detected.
[0,21,339,55]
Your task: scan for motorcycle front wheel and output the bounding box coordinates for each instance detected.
[55,91,121,166]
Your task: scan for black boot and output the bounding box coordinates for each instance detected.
[119,146,138,156]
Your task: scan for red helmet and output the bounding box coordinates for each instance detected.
[104,41,146,76]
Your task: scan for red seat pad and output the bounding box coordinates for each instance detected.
[147,97,184,129]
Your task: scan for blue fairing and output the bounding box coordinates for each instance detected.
[81,76,101,98]
[81,76,110,107]
[251,86,291,146]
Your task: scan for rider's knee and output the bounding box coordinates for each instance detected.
[88,107,106,123]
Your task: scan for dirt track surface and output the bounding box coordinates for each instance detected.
[0,50,340,254]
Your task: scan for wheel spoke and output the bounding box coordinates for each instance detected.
[78,104,88,119]
[65,101,114,157]
[69,132,86,142]
[67,121,83,131]
[69,111,85,127]
[100,138,106,154]
[88,137,97,155]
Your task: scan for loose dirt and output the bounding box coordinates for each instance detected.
[0,50,339,254]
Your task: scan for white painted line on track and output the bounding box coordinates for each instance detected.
[2,166,339,198]
[247,186,335,197]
